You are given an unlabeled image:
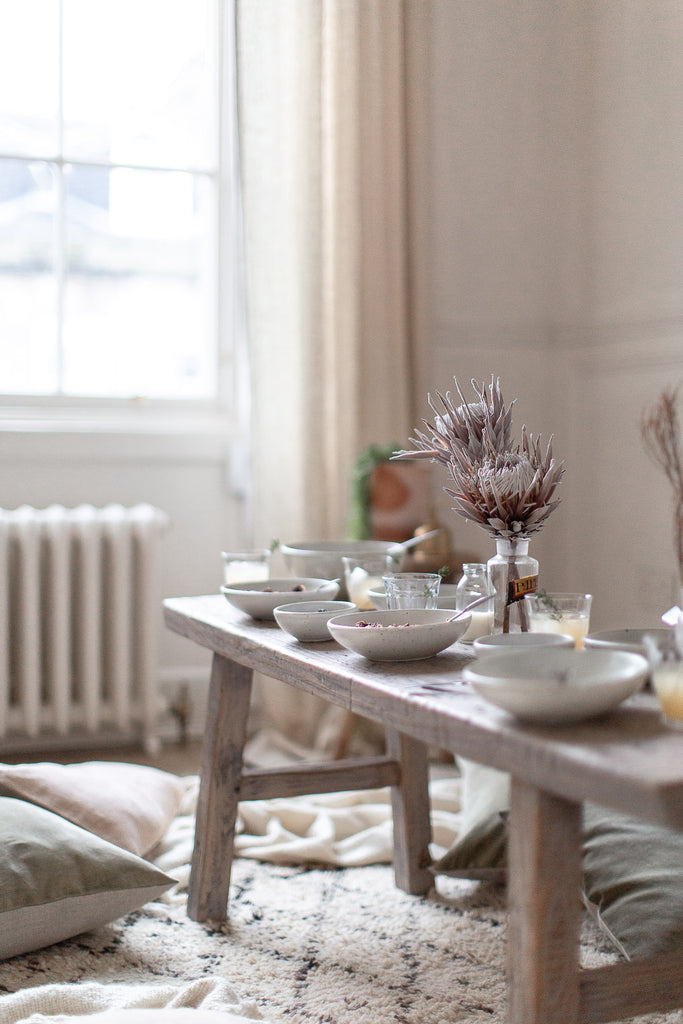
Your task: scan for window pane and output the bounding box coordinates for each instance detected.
[62,166,215,399]
[0,159,58,393]
[62,0,215,170]
[0,1,59,158]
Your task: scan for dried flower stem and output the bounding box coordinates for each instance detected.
[641,386,683,587]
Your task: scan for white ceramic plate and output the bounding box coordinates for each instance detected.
[463,647,649,724]
[221,578,339,620]
[274,600,356,642]
[473,632,575,654]
[326,608,471,662]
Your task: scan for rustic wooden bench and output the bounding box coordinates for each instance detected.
[164,594,683,1024]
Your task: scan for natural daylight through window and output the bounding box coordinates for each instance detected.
[0,0,222,402]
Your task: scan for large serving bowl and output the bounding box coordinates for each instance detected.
[280,541,401,597]
[274,600,356,642]
[221,578,339,620]
[326,608,471,662]
[473,632,575,654]
[584,627,671,656]
[463,647,649,724]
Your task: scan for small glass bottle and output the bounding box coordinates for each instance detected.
[455,563,495,642]
[487,538,539,633]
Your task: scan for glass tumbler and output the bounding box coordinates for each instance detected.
[523,593,592,648]
[342,554,392,610]
[382,572,441,610]
[644,631,683,730]
[222,549,271,585]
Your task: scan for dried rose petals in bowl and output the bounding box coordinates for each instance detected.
[221,578,339,620]
[326,609,470,662]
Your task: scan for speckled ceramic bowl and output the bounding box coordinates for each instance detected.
[274,600,356,642]
[221,578,339,620]
[326,608,471,662]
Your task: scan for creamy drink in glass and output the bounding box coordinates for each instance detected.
[524,593,592,649]
[222,549,271,585]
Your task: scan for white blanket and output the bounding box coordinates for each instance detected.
[0,978,263,1024]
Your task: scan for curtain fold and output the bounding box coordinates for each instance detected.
[236,0,414,548]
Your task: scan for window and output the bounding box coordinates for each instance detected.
[0,0,223,404]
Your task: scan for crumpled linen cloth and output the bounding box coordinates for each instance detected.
[0,979,265,1024]
[154,773,462,878]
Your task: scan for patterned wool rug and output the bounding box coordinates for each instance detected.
[0,778,682,1024]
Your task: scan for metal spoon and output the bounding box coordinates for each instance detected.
[446,592,493,622]
[316,577,341,590]
[388,529,443,554]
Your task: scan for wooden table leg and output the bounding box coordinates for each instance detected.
[187,653,253,922]
[507,777,583,1024]
[386,728,433,894]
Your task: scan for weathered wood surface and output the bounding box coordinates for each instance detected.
[187,654,252,922]
[507,779,583,1024]
[579,949,683,1022]
[166,595,683,1024]
[165,595,683,829]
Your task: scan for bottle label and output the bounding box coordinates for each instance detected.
[507,574,538,604]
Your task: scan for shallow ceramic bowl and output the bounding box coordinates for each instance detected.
[366,582,459,611]
[463,647,649,724]
[274,600,356,642]
[473,632,575,654]
[584,627,671,656]
[326,608,471,662]
[280,541,401,598]
[221,578,339,620]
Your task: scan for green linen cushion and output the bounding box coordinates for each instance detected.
[431,760,508,880]
[433,760,683,959]
[582,804,683,959]
[0,760,190,856]
[0,797,174,961]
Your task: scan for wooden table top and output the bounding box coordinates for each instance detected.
[164,594,683,829]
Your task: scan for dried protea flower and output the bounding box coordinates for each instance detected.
[393,377,565,540]
[641,385,683,585]
[393,377,515,467]
[445,428,565,539]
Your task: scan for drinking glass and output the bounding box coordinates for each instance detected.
[343,554,393,610]
[643,631,683,730]
[382,572,441,610]
[523,593,592,648]
[222,549,271,585]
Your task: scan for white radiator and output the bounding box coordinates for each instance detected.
[0,504,169,755]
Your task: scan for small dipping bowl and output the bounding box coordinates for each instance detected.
[274,600,356,642]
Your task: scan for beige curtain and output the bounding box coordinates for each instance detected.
[234,0,416,750]
[236,0,414,548]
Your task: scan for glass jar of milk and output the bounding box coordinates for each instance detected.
[455,563,495,642]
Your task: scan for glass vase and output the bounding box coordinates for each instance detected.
[487,538,539,633]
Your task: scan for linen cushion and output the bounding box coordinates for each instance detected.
[0,797,174,961]
[431,760,508,879]
[0,760,189,856]
[432,760,683,959]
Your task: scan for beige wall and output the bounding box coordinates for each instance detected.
[407,0,683,631]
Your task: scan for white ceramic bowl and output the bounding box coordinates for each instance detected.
[280,541,402,597]
[221,578,339,620]
[274,600,356,642]
[326,608,471,662]
[366,582,459,611]
[584,628,671,656]
[473,632,575,654]
[463,647,649,724]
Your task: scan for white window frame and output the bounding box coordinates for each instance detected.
[0,0,242,452]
